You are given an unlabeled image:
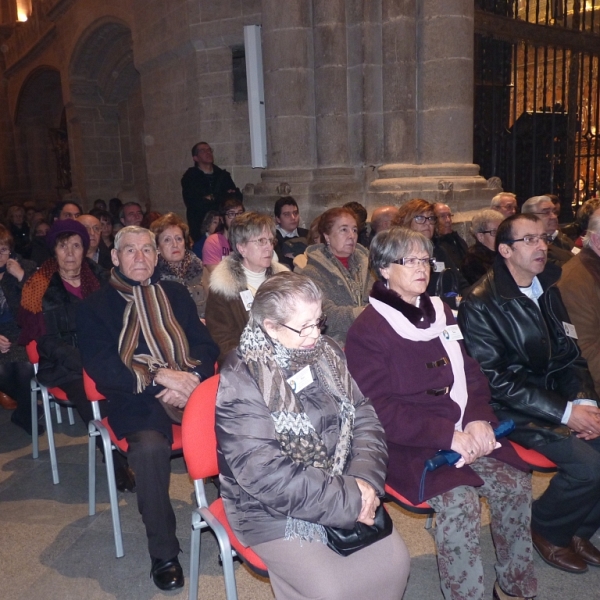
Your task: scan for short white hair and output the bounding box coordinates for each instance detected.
[582,210,600,248]
[113,226,156,251]
[521,195,552,213]
[491,192,516,208]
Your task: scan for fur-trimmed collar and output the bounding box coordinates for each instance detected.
[209,254,288,299]
[370,280,436,327]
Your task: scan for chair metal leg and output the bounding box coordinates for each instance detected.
[31,381,39,459]
[54,401,63,424]
[67,407,75,425]
[88,424,97,517]
[92,422,124,558]
[189,513,202,600]
[41,387,59,485]
[201,509,238,600]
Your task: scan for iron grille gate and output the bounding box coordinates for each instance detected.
[474,0,600,220]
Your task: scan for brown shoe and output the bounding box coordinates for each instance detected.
[531,529,588,573]
[571,536,600,566]
[492,581,534,600]
[0,392,17,410]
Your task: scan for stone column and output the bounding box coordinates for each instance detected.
[370,0,499,215]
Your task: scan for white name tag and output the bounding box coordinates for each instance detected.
[433,261,445,273]
[286,365,314,393]
[563,322,578,339]
[240,290,254,311]
[441,324,463,341]
[572,247,581,255]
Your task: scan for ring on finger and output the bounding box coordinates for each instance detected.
[468,449,474,455]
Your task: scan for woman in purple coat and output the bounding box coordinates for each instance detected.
[346,227,537,600]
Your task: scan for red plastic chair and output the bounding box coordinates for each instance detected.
[385,483,435,530]
[182,375,268,600]
[26,340,76,484]
[83,369,183,558]
[508,440,558,473]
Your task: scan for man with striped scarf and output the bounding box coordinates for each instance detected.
[77,226,219,591]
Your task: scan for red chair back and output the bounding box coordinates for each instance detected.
[83,369,106,402]
[182,375,220,481]
[509,440,557,472]
[26,340,40,364]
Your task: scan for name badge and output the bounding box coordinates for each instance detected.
[563,322,578,339]
[433,261,445,273]
[286,365,314,393]
[441,324,463,341]
[240,290,254,311]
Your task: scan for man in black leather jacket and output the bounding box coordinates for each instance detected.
[458,213,600,574]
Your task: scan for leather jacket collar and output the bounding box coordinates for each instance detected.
[492,254,562,303]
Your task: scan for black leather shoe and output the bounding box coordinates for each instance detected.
[114,464,136,493]
[150,556,184,591]
[531,529,588,573]
[571,536,600,566]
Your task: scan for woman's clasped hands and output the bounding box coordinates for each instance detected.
[451,421,501,466]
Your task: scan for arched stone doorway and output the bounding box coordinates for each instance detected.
[69,19,149,207]
[14,67,66,202]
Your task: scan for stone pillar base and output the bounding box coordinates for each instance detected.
[369,162,502,237]
[245,167,365,226]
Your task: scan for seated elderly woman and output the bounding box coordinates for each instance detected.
[301,207,373,344]
[345,227,537,600]
[150,212,206,318]
[216,271,410,600]
[461,208,504,285]
[392,199,468,308]
[205,211,288,365]
[18,220,135,490]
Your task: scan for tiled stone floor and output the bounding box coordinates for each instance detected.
[1,406,599,599]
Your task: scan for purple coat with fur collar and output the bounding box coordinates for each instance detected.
[345,281,526,504]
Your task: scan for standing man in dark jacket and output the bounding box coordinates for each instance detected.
[458,213,600,574]
[77,226,219,591]
[181,142,240,242]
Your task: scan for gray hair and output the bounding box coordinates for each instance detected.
[250,272,323,327]
[470,209,504,237]
[491,192,516,208]
[228,212,276,258]
[113,226,156,251]
[582,209,600,248]
[369,226,433,281]
[521,195,551,213]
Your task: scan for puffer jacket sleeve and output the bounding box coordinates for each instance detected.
[216,356,364,530]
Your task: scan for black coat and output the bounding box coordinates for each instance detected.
[77,279,219,442]
[458,256,598,448]
[435,231,468,268]
[461,241,496,286]
[181,165,239,242]
[35,260,108,388]
[275,227,309,269]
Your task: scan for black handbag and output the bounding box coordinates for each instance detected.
[324,503,393,557]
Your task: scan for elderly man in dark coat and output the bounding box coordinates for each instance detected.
[77,226,219,591]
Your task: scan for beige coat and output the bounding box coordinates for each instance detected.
[558,247,600,397]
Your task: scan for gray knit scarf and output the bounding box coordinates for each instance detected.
[239,316,356,543]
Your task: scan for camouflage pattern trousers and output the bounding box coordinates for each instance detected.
[428,457,537,600]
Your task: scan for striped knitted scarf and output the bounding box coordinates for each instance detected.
[239,317,356,543]
[110,268,201,393]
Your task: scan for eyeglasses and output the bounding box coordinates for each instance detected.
[85,226,102,233]
[532,209,556,216]
[0,249,10,256]
[480,229,498,236]
[225,210,245,218]
[247,237,276,247]
[507,234,550,246]
[280,315,327,337]
[437,213,454,220]
[413,215,437,224]
[391,257,436,268]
